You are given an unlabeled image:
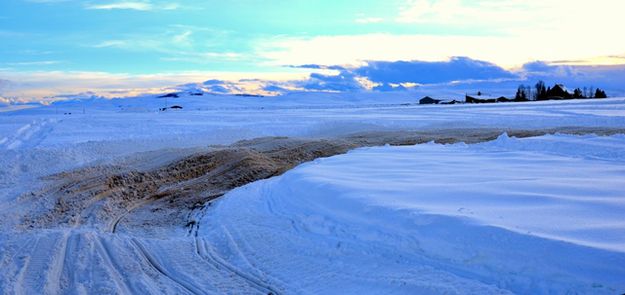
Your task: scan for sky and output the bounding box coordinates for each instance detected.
[1,0,625,101]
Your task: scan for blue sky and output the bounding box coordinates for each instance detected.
[1,0,625,100]
[1,0,406,73]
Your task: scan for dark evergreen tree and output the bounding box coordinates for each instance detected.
[595,88,608,98]
[515,85,528,101]
[573,88,584,98]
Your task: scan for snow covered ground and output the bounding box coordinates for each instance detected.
[201,133,625,294]
[2,93,625,185]
[1,93,625,294]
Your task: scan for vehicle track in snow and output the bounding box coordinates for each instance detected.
[59,232,82,292]
[129,238,206,295]
[194,236,280,295]
[185,199,280,294]
[14,232,66,295]
[1,118,57,151]
[92,234,135,294]
[109,197,159,233]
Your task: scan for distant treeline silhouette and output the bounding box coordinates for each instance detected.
[420,81,608,105]
[514,81,607,102]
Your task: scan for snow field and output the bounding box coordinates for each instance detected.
[1,94,625,294]
[200,134,625,294]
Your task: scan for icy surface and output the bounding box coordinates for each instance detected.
[200,134,625,294]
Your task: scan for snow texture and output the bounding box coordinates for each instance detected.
[1,93,625,294]
[201,133,625,294]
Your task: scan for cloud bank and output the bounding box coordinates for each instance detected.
[3,58,625,103]
[278,58,625,96]
[356,57,516,84]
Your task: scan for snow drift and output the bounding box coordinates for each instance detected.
[200,134,625,294]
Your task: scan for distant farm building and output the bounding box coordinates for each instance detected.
[419,96,442,104]
[465,95,497,104]
[541,84,571,100]
[551,84,569,97]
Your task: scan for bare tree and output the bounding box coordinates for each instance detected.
[535,81,547,100]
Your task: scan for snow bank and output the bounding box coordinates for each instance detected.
[201,134,625,294]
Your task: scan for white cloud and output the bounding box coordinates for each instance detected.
[91,40,128,48]
[172,30,192,45]
[385,1,622,67]
[86,1,179,11]
[160,52,242,63]
[156,3,179,10]
[89,29,245,64]
[91,30,193,51]
[257,0,625,69]
[5,60,62,66]
[396,0,535,26]
[90,38,163,50]
[257,33,625,69]
[87,2,151,10]
[396,0,625,38]
[25,0,72,3]
[355,17,384,24]
[550,56,625,66]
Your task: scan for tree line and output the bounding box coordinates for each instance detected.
[515,81,607,102]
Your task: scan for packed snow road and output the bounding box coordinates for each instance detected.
[1,94,625,294]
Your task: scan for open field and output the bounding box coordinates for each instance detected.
[1,94,625,294]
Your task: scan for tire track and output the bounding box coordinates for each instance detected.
[14,233,61,295]
[184,203,277,294]
[92,234,135,294]
[59,232,81,292]
[43,231,69,295]
[194,237,280,295]
[129,238,206,295]
[109,197,156,233]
